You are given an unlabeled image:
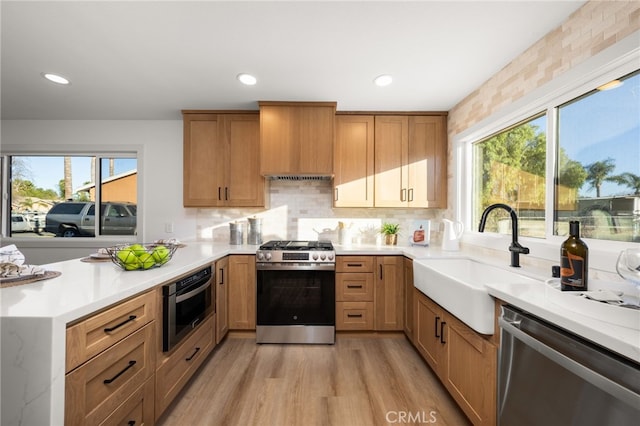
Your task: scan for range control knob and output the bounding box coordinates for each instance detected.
[265,252,272,261]
[312,253,319,260]
[320,253,326,260]
[328,253,334,261]
[257,252,264,261]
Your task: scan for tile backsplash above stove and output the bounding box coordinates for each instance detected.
[196,180,445,246]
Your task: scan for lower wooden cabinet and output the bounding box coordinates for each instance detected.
[155,314,214,419]
[65,323,156,426]
[336,301,374,330]
[375,256,404,331]
[414,288,497,426]
[403,257,414,341]
[228,255,256,330]
[98,376,155,426]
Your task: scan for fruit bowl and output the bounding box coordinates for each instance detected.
[106,243,177,271]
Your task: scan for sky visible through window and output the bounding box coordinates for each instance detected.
[18,157,136,194]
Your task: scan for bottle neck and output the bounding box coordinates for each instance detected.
[569,221,580,238]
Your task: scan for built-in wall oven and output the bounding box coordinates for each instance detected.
[162,265,213,352]
[498,304,640,425]
[256,240,335,344]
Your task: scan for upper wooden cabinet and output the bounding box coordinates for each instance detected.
[375,115,447,208]
[334,115,375,207]
[334,113,447,208]
[259,101,336,176]
[183,112,265,207]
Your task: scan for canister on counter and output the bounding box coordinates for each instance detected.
[229,221,244,245]
[247,217,262,245]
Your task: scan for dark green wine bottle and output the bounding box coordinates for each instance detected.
[560,221,588,291]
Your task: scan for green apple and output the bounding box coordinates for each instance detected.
[138,253,156,270]
[129,243,147,257]
[116,248,137,264]
[152,245,171,264]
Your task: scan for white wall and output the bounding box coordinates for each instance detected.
[1,119,197,264]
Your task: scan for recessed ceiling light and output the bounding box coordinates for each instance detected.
[374,74,393,87]
[237,73,257,86]
[42,72,70,85]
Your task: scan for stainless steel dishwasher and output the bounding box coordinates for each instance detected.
[498,304,640,426]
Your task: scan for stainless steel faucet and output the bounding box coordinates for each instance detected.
[478,203,530,267]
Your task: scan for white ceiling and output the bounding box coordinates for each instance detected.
[1,0,587,120]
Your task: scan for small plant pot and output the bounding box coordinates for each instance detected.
[384,234,398,245]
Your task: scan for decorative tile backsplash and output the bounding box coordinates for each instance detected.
[196,180,444,246]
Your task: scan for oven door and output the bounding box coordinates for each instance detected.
[256,264,335,327]
[163,272,213,352]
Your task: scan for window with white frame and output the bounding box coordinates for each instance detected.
[469,69,639,244]
[5,154,138,238]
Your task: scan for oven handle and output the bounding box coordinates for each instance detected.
[499,316,640,408]
[176,278,212,303]
[256,263,335,271]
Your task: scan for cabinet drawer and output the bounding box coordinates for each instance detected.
[66,290,156,372]
[155,314,214,419]
[336,256,374,273]
[65,322,155,426]
[98,376,155,426]
[336,301,374,330]
[336,273,374,301]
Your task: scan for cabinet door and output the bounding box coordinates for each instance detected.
[443,315,497,426]
[403,257,414,341]
[374,116,408,207]
[298,104,335,174]
[223,114,264,207]
[414,289,445,373]
[183,114,223,206]
[334,115,375,207]
[407,115,447,208]
[374,256,404,331]
[228,255,256,330]
[259,103,296,175]
[215,256,229,344]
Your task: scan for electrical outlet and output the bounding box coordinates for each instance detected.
[165,222,174,233]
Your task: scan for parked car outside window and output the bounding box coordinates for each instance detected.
[11,214,34,233]
[44,201,137,237]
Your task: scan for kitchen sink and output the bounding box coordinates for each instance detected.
[413,258,542,334]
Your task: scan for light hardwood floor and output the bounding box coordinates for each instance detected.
[157,334,471,426]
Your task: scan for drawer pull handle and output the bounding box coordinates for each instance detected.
[440,321,447,344]
[435,316,441,338]
[346,263,363,267]
[103,360,136,384]
[347,313,363,318]
[346,285,363,289]
[104,315,137,333]
[128,421,136,426]
[186,347,201,361]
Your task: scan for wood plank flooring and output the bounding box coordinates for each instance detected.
[157,334,471,426]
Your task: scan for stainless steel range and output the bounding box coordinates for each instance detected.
[256,240,335,344]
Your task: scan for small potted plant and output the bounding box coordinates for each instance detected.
[381,222,400,245]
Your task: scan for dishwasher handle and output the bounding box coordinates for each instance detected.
[499,315,640,409]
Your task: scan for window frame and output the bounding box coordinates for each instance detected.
[453,37,640,273]
[0,144,143,248]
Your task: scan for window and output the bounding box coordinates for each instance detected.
[6,155,137,238]
[555,70,640,243]
[468,68,639,246]
[472,114,547,238]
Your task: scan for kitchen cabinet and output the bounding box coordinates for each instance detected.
[336,256,375,330]
[65,292,156,426]
[374,114,447,208]
[403,257,414,341]
[155,315,214,420]
[375,256,404,331]
[414,288,497,425]
[335,255,404,331]
[183,112,265,207]
[334,115,375,207]
[228,255,256,330]
[259,101,336,176]
[215,256,229,343]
